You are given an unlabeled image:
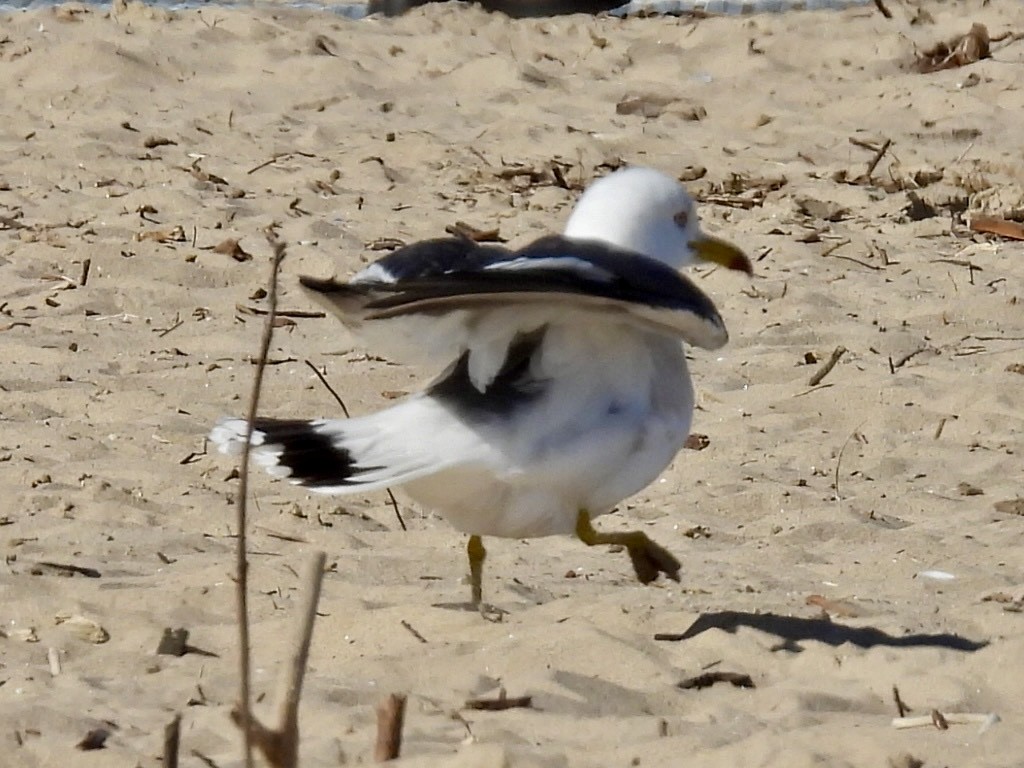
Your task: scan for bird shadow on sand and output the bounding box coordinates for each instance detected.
[655,611,988,653]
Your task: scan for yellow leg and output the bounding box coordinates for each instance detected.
[467,534,486,607]
[466,535,505,621]
[575,509,681,584]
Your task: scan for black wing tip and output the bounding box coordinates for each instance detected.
[251,419,360,488]
[299,274,345,293]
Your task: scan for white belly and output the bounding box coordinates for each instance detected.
[404,332,694,538]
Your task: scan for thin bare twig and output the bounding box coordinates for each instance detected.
[865,139,892,180]
[400,619,427,644]
[383,489,407,531]
[820,239,853,259]
[892,345,929,371]
[235,240,287,768]
[833,421,867,508]
[934,415,957,440]
[792,382,835,398]
[240,306,326,319]
[158,318,185,338]
[374,693,407,762]
[849,137,880,152]
[828,252,883,271]
[892,685,910,717]
[303,359,351,418]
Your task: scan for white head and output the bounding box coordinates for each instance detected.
[563,166,751,274]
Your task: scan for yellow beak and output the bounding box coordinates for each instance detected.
[690,235,753,275]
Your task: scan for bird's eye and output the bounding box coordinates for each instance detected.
[673,209,689,228]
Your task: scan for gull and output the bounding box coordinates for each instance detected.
[210,166,750,612]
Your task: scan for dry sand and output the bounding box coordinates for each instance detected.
[1,0,1023,765]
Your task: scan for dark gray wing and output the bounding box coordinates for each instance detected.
[302,234,730,350]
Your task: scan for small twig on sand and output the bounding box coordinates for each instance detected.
[231,551,327,767]
[464,689,534,711]
[808,346,847,386]
[891,345,929,371]
[820,239,852,259]
[933,415,957,440]
[248,156,278,175]
[400,619,428,644]
[304,359,407,532]
[849,137,880,152]
[678,671,754,690]
[892,685,910,717]
[872,0,892,18]
[792,382,835,398]
[235,239,287,768]
[240,306,326,319]
[833,422,866,507]
[892,711,1000,733]
[374,693,407,762]
[865,139,892,180]
[383,490,408,532]
[827,252,883,271]
[158,318,185,338]
[303,359,351,418]
[164,714,181,768]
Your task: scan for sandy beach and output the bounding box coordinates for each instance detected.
[1,0,1023,765]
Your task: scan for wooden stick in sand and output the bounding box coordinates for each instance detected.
[374,693,408,762]
[164,714,181,768]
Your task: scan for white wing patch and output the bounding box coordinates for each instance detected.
[351,262,399,284]
[483,256,615,282]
